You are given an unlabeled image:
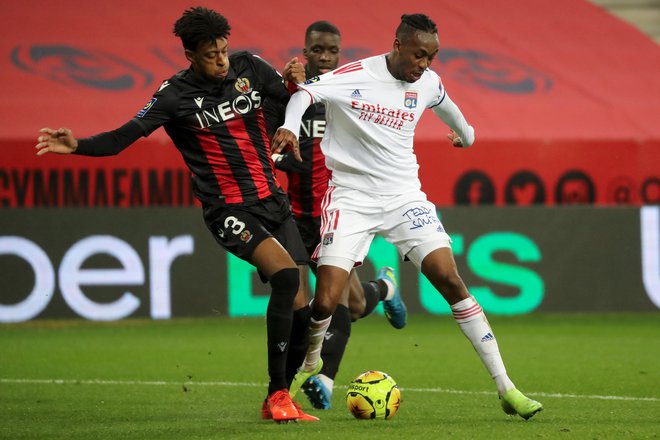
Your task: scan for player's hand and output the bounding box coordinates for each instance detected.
[36,127,78,156]
[271,127,301,162]
[447,129,465,148]
[283,57,306,85]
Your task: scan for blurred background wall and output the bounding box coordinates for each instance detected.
[2,0,660,321]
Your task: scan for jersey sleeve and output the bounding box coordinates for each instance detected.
[426,71,447,108]
[296,71,339,105]
[431,93,475,147]
[74,120,143,156]
[249,54,290,105]
[74,79,179,156]
[131,80,181,136]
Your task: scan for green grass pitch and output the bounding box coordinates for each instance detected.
[1,313,659,439]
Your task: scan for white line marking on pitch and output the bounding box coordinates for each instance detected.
[1,378,658,402]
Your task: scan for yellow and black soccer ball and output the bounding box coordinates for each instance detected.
[346,370,401,420]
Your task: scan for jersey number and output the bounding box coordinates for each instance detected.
[217,216,246,239]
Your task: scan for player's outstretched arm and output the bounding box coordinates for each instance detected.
[270,90,314,161]
[271,128,300,161]
[35,127,78,156]
[432,93,475,148]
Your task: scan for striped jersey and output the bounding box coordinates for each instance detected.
[132,51,288,205]
[284,102,331,218]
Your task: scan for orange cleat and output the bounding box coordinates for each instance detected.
[292,401,319,421]
[261,399,271,420]
[266,389,299,423]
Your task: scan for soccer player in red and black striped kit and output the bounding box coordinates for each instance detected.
[36,7,315,423]
[266,21,408,410]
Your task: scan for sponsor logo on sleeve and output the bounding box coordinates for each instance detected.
[136,97,157,118]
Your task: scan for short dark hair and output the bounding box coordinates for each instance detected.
[305,20,341,45]
[396,14,438,41]
[173,7,231,51]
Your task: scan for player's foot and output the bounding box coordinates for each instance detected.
[301,375,332,409]
[378,266,407,329]
[500,388,543,420]
[289,359,323,398]
[292,401,320,421]
[266,389,299,423]
[261,398,271,420]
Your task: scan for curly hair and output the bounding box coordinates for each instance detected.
[173,7,231,51]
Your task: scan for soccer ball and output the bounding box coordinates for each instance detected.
[346,370,401,420]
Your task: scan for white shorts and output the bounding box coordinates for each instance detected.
[312,186,452,270]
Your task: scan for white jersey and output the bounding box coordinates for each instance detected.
[289,54,470,195]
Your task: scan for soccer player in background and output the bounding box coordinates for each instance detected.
[267,20,408,410]
[272,13,544,420]
[35,6,315,423]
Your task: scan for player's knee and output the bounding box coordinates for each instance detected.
[270,267,300,301]
[442,270,464,290]
[425,265,464,293]
[311,295,336,320]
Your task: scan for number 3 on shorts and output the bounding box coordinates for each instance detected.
[225,216,246,234]
[216,215,245,239]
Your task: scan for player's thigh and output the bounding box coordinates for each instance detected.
[381,195,451,260]
[295,216,322,258]
[202,203,296,277]
[315,187,379,265]
[271,213,309,267]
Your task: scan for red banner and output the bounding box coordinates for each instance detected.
[416,139,660,206]
[5,139,659,207]
[3,0,660,207]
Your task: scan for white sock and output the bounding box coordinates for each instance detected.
[302,316,332,372]
[451,296,515,395]
[381,279,395,301]
[317,374,334,395]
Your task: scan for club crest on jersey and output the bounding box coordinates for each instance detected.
[235,77,252,94]
[304,76,320,85]
[404,91,418,109]
[240,230,253,243]
[136,97,157,118]
[322,232,334,245]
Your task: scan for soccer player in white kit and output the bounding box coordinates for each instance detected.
[271,13,543,420]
